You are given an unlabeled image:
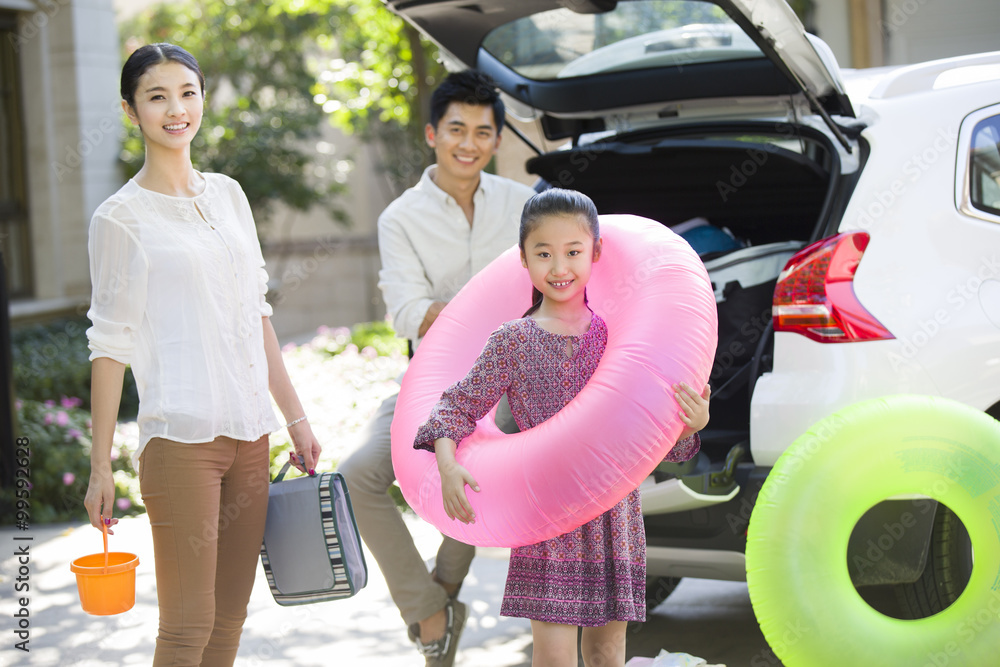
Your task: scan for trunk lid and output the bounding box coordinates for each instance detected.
[385,0,855,141]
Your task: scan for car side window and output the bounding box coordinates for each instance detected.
[969,115,1000,217]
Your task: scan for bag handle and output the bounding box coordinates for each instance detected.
[272,461,293,483]
[272,459,325,483]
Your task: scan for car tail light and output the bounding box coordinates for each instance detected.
[773,232,894,343]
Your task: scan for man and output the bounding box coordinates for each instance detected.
[339,70,536,667]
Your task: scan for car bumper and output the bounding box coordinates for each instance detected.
[749,333,940,467]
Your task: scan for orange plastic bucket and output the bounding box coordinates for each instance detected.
[70,524,139,615]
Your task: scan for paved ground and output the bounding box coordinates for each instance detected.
[0,515,775,666]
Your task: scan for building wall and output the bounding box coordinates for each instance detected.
[8,0,120,320]
[260,126,393,340]
[812,0,852,67]
[881,0,1000,65]
[810,0,1000,70]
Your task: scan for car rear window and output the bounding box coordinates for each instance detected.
[481,0,764,81]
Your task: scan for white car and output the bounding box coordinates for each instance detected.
[388,0,1000,630]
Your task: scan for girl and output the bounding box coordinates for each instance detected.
[83,43,321,667]
[414,188,710,667]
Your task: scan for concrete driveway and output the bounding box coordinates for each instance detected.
[0,514,776,666]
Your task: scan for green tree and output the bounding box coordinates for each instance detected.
[120,0,445,222]
[119,0,349,226]
[302,0,446,198]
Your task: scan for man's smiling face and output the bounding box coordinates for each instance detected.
[425,102,500,186]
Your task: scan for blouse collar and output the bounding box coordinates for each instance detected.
[129,171,211,201]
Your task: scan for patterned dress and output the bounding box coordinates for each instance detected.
[413,313,700,626]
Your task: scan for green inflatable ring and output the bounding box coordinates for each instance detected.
[746,395,1000,667]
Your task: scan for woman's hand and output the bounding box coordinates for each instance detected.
[84,461,120,534]
[676,382,711,441]
[288,420,322,476]
[439,460,479,524]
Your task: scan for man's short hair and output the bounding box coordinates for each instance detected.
[429,70,505,134]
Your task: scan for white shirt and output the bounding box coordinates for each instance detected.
[86,174,280,468]
[377,166,537,346]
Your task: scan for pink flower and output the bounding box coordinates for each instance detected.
[361,346,378,360]
[116,498,132,511]
[282,342,297,352]
[68,429,83,440]
[44,413,54,425]
[110,448,120,461]
[44,399,55,408]
[56,411,70,427]
[317,325,331,335]
[63,472,75,486]
[14,400,22,410]
[60,396,83,409]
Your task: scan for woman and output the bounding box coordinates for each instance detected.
[83,43,321,666]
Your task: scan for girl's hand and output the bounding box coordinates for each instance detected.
[289,420,322,476]
[439,460,480,524]
[676,382,711,441]
[84,462,120,534]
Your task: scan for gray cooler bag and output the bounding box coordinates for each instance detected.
[260,462,368,605]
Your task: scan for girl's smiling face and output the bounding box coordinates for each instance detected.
[123,61,204,149]
[520,213,602,309]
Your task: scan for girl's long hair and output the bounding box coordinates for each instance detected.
[519,188,600,317]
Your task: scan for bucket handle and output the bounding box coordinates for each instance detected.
[102,521,109,574]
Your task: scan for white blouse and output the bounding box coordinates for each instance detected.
[377,166,536,346]
[86,173,280,467]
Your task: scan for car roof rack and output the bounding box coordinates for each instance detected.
[868,51,1000,100]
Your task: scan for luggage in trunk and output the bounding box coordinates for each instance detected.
[703,241,804,439]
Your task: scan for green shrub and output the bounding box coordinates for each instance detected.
[349,320,408,358]
[2,398,143,524]
[11,317,140,418]
[311,321,408,358]
[268,437,296,479]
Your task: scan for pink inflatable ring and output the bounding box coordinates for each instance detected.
[391,214,718,547]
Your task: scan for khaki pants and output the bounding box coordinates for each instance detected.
[338,392,475,626]
[139,435,270,667]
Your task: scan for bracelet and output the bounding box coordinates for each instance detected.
[284,416,308,429]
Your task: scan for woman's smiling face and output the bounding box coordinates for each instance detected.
[124,61,204,149]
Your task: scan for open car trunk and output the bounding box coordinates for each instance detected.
[525,123,837,456]
[526,128,832,246]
